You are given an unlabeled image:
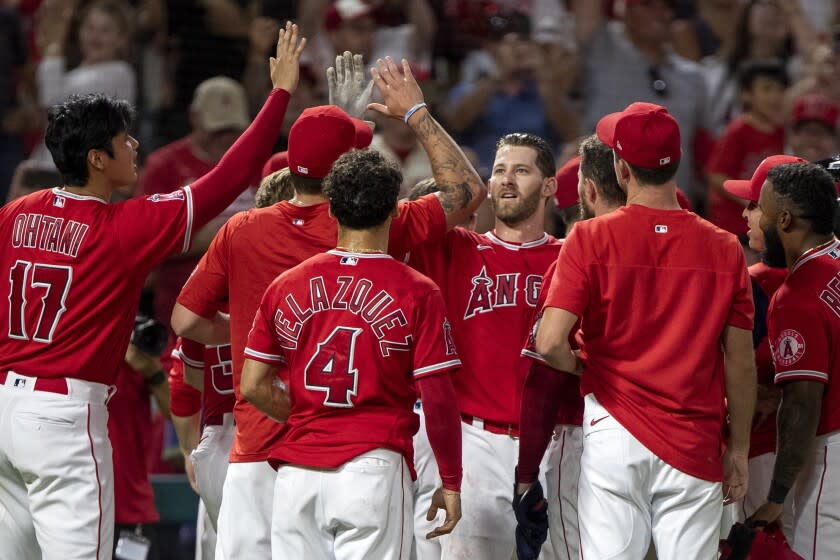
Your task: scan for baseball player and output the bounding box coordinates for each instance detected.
[171,55,485,559]
[240,147,463,559]
[747,163,839,559]
[0,23,304,559]
[406,131,561,559]
[722,155,805,534]
[517,134,627,560]
[527,102,757,559]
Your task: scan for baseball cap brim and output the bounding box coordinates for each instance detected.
[595,111,623,149]
[722,179,756,202]
[351,118,373,149]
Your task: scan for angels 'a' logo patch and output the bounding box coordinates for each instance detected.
[774,329,806,367]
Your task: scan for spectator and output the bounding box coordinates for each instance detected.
[447,9,578,175]
[0,6,28,201]
[788,93,840,162]
[370,114,432,197]
[671,0,740,62]
[706,59,788,236]
[576,0,709,204]
[138,76,254,343]
[785,42,840,109]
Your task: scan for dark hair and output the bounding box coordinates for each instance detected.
[495,133,555,179]
[736,58,789,92]
[407,177,438,201]
[325,149,402,229]
[487,10,531,41]
[624,159,680,186]
[726,1,794,76]
[45,93,134,187]
[766,163,838,235]
[579,135,626,207]
[288,173,324,195]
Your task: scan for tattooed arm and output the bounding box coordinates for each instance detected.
[773,380,824,490]
[368,57,486,230]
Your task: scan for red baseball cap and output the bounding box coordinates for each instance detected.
[596,102,681,169]
[288,106,373,179]
[261,151,288,179]
[791,94,839,130]
[555,156,580,210]
[723,155,806,202]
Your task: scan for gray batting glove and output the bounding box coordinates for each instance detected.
[327,51,375,119]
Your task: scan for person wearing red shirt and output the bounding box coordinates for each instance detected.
[747,163,840,560]
[0,23,304,559]
[241,147,463,559]
[723,155,804,536]
[517,134,627,560]
[525,102,757,560]
[171,55,485,559]
[706,59,788,236]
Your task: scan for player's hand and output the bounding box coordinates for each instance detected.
[327,51,374,119]
[125,343,163,378]
[367,57,425,121]
[747,501,784,527]
[425,487,461,539]
[512,479,549,560]
[722,446,749,505]
[270,21,307,93]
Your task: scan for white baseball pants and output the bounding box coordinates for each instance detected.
[191,413,234,529]
[541,425,582,560]
[271,448,413,560]
[578,393,722,560]
[0,372,114,560]
[214,460,275,560]
[412,403,443,560]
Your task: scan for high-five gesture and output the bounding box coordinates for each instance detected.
[327,51,374,119]
[270,21,307,93]
[368,57,425,121]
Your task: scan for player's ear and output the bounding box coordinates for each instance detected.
[614,158,631,191]
[87,149,106,172]
[778,207,793,232]
[584,178,598,207]
[543,175,557,198]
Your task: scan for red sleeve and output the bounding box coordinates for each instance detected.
[243,282,286,366]
[179,337,205,369]
[727,249,754,330]
[771,299,830,385]
[389,194,447,260]
[704,122,743,177]
[175,215,238,318]
[544,227,589,315]
[168,353,202,417]
[411,289,461,379]
[516,362,567,484]
[416,373,462,491]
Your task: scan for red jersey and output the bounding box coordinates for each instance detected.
[168,346,202,418]
[176,194,446,462]
[245,250,460,474]
[770,238,840,436]
[705,116,784,236]
[109,361,159,524]
[545,205,754,481]
[748,262,788,457]
[521,259,584,426]
[179,337,235,423]
[409,230,561,426]
[0,187,194,384]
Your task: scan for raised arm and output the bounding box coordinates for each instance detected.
[368,57,487,230]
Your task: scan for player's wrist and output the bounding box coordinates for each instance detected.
[144,369,167,387]
[767,480,790,504]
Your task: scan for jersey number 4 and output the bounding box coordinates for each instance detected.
[304,327,362,408]
[8,260,72,343]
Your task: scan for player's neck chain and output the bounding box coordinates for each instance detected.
[335,246,385,254]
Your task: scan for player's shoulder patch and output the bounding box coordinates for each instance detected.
[773,329,806,368]
[148,190,186,203]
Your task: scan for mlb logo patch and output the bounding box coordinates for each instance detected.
[292,218,305,226]
[655,225,668,233]
[297,166,309,175]
[340,256,359,266]
[53,196,65,208]
[13,378,26,388]
[659,157,671,166]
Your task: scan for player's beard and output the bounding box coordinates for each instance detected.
[760,223,788,268]
[580,200,596,221]
[492,188,543,226]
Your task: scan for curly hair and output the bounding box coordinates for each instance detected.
[45,93,134,187]
[256,168,294,208]
[324,149,402,229]
[767,163,838,235]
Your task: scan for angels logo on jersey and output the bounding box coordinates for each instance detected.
[773,329,806,368]
[443,319,457,356]
[463,266,541,319]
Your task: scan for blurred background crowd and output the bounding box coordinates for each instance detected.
[2,0,840,557]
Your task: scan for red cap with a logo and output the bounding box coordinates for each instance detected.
[791,94,839,130]
[723,155,806,203]
[555,156,580,210]
[288,106,373,179]
[596,102,681,169]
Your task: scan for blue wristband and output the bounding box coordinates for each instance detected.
[404,102,427,124]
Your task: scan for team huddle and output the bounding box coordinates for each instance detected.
[0,22,838,560]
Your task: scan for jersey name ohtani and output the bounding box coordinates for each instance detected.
[11,213,90,258]
[272,275,411,357]
[464,266,542,319]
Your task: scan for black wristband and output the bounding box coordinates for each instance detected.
[145,370,166,387]
[767,480,790,504]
